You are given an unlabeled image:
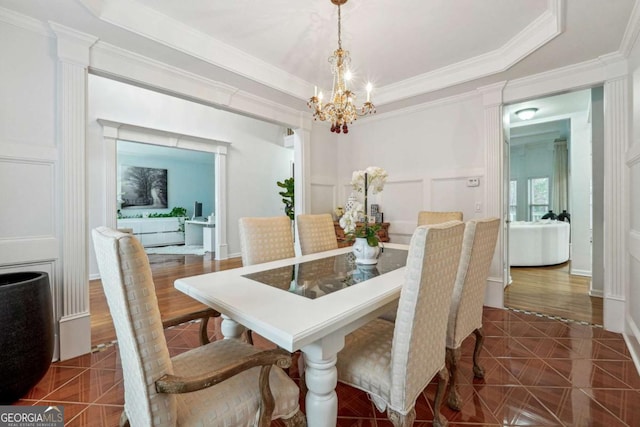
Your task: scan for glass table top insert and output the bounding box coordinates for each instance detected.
[242,248,408,300]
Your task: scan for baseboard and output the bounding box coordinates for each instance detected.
[59,312,91,361]
[589,289,604,298]
[484,276,504,308]
[570,269,592,277]
[624,314,640,377]
[604,297,625,333]
[89,272,100,281]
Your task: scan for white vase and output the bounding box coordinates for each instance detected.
[352,237,380,265]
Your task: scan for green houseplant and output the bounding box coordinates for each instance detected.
[277,177,295,220]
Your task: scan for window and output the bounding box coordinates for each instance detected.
[509,180,517,221]
[528,177,549,221]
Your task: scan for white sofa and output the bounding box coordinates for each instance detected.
[509,221,570,266]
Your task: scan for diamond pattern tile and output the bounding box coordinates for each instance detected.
[10,307,640,426]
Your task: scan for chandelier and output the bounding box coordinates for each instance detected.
[307,0,375,134]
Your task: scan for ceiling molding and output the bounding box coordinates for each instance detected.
[0,5,52,37]
[618,0,640,57]
[77,0,310,99]
[90,41,311,130]
[372,0,564,105]
[77,0,563,106]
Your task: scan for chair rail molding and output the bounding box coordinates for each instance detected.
[50,22,98,360]
[97,119,231,260]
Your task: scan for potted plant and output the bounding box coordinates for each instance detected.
[277,177,294,220]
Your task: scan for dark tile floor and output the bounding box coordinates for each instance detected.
[12,307,640,426]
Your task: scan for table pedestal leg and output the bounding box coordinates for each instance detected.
[220,315,245,339]
[304,352,338,427]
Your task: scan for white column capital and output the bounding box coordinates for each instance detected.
[477,81,507,107]
[49,22,98,67]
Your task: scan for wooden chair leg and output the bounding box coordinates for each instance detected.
[472,328,485,379]
[198,316,210,345]
[445,347,462,411]
[387,407,416,427]
[433,367,449,427]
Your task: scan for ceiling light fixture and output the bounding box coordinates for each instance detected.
[307,0,375,134]
[515,108,538,120]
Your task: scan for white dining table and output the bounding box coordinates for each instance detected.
[174,243,409,427]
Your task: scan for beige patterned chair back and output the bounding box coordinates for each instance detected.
[417,211,463,226]
[446,217,500,348]
[297,213,339,255]
[92,227,177,427]
[239,216,295,265]
[390,221,464,411]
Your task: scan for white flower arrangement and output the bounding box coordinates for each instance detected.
[339,201,363,234]
[351,166,388,194]
[340,166,388,246]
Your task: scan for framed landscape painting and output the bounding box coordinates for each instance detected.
[120,165,168,209]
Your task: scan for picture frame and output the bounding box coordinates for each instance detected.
[120,165,168,209]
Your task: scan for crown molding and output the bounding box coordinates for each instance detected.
[374,0,564,105]
[619,0,640,57]
[0,5,52,37]
[77,0,562,106]
[91,41,311,130]
[357,89,480,125]
[77,0,311,99]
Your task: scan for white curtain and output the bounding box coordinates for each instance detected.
[552,139,568,213]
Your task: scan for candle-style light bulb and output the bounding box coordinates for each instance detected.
[314,85,318,97]
[318,91,323,102]
[366,82,372,102]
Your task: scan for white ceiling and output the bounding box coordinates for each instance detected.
[0,0,635,113]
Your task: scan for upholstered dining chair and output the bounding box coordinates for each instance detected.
[239,216,295,265]
[92,227,306,427]
[297,213,338,255]
[336,221,465,427]
[417,210,463,226]
[239,216,295,344]
[118,227,217,344]
[445,217,500,411]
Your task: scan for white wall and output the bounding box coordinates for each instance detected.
[625,36,640,371]
[330,95,486,244]
[569,111,593,276]
[88,75,293,275]
[309,122,339,215]
[0,21,61,358]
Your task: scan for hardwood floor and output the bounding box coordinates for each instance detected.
[505,262,603,326]
[92,253,604,347]
[90,252,242,347]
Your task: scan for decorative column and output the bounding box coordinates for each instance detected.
[293,128,311,254]
[50,23,97,360]
[478,82,507,308]
[603,70,630,332]
[215,145,229,260]
[98,120,121,230]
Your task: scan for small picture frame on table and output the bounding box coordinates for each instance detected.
[375,212,384,223]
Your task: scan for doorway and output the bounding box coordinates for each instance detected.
[503,88,604,325]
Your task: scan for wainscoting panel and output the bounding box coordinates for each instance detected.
[431,175,485,221]
[0,158,55,239]
[310,182,336,215]
[381,179,424,243]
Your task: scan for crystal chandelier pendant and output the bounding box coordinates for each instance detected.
[307,0,376,133]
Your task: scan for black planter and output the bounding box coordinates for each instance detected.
[0,272,54,403]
